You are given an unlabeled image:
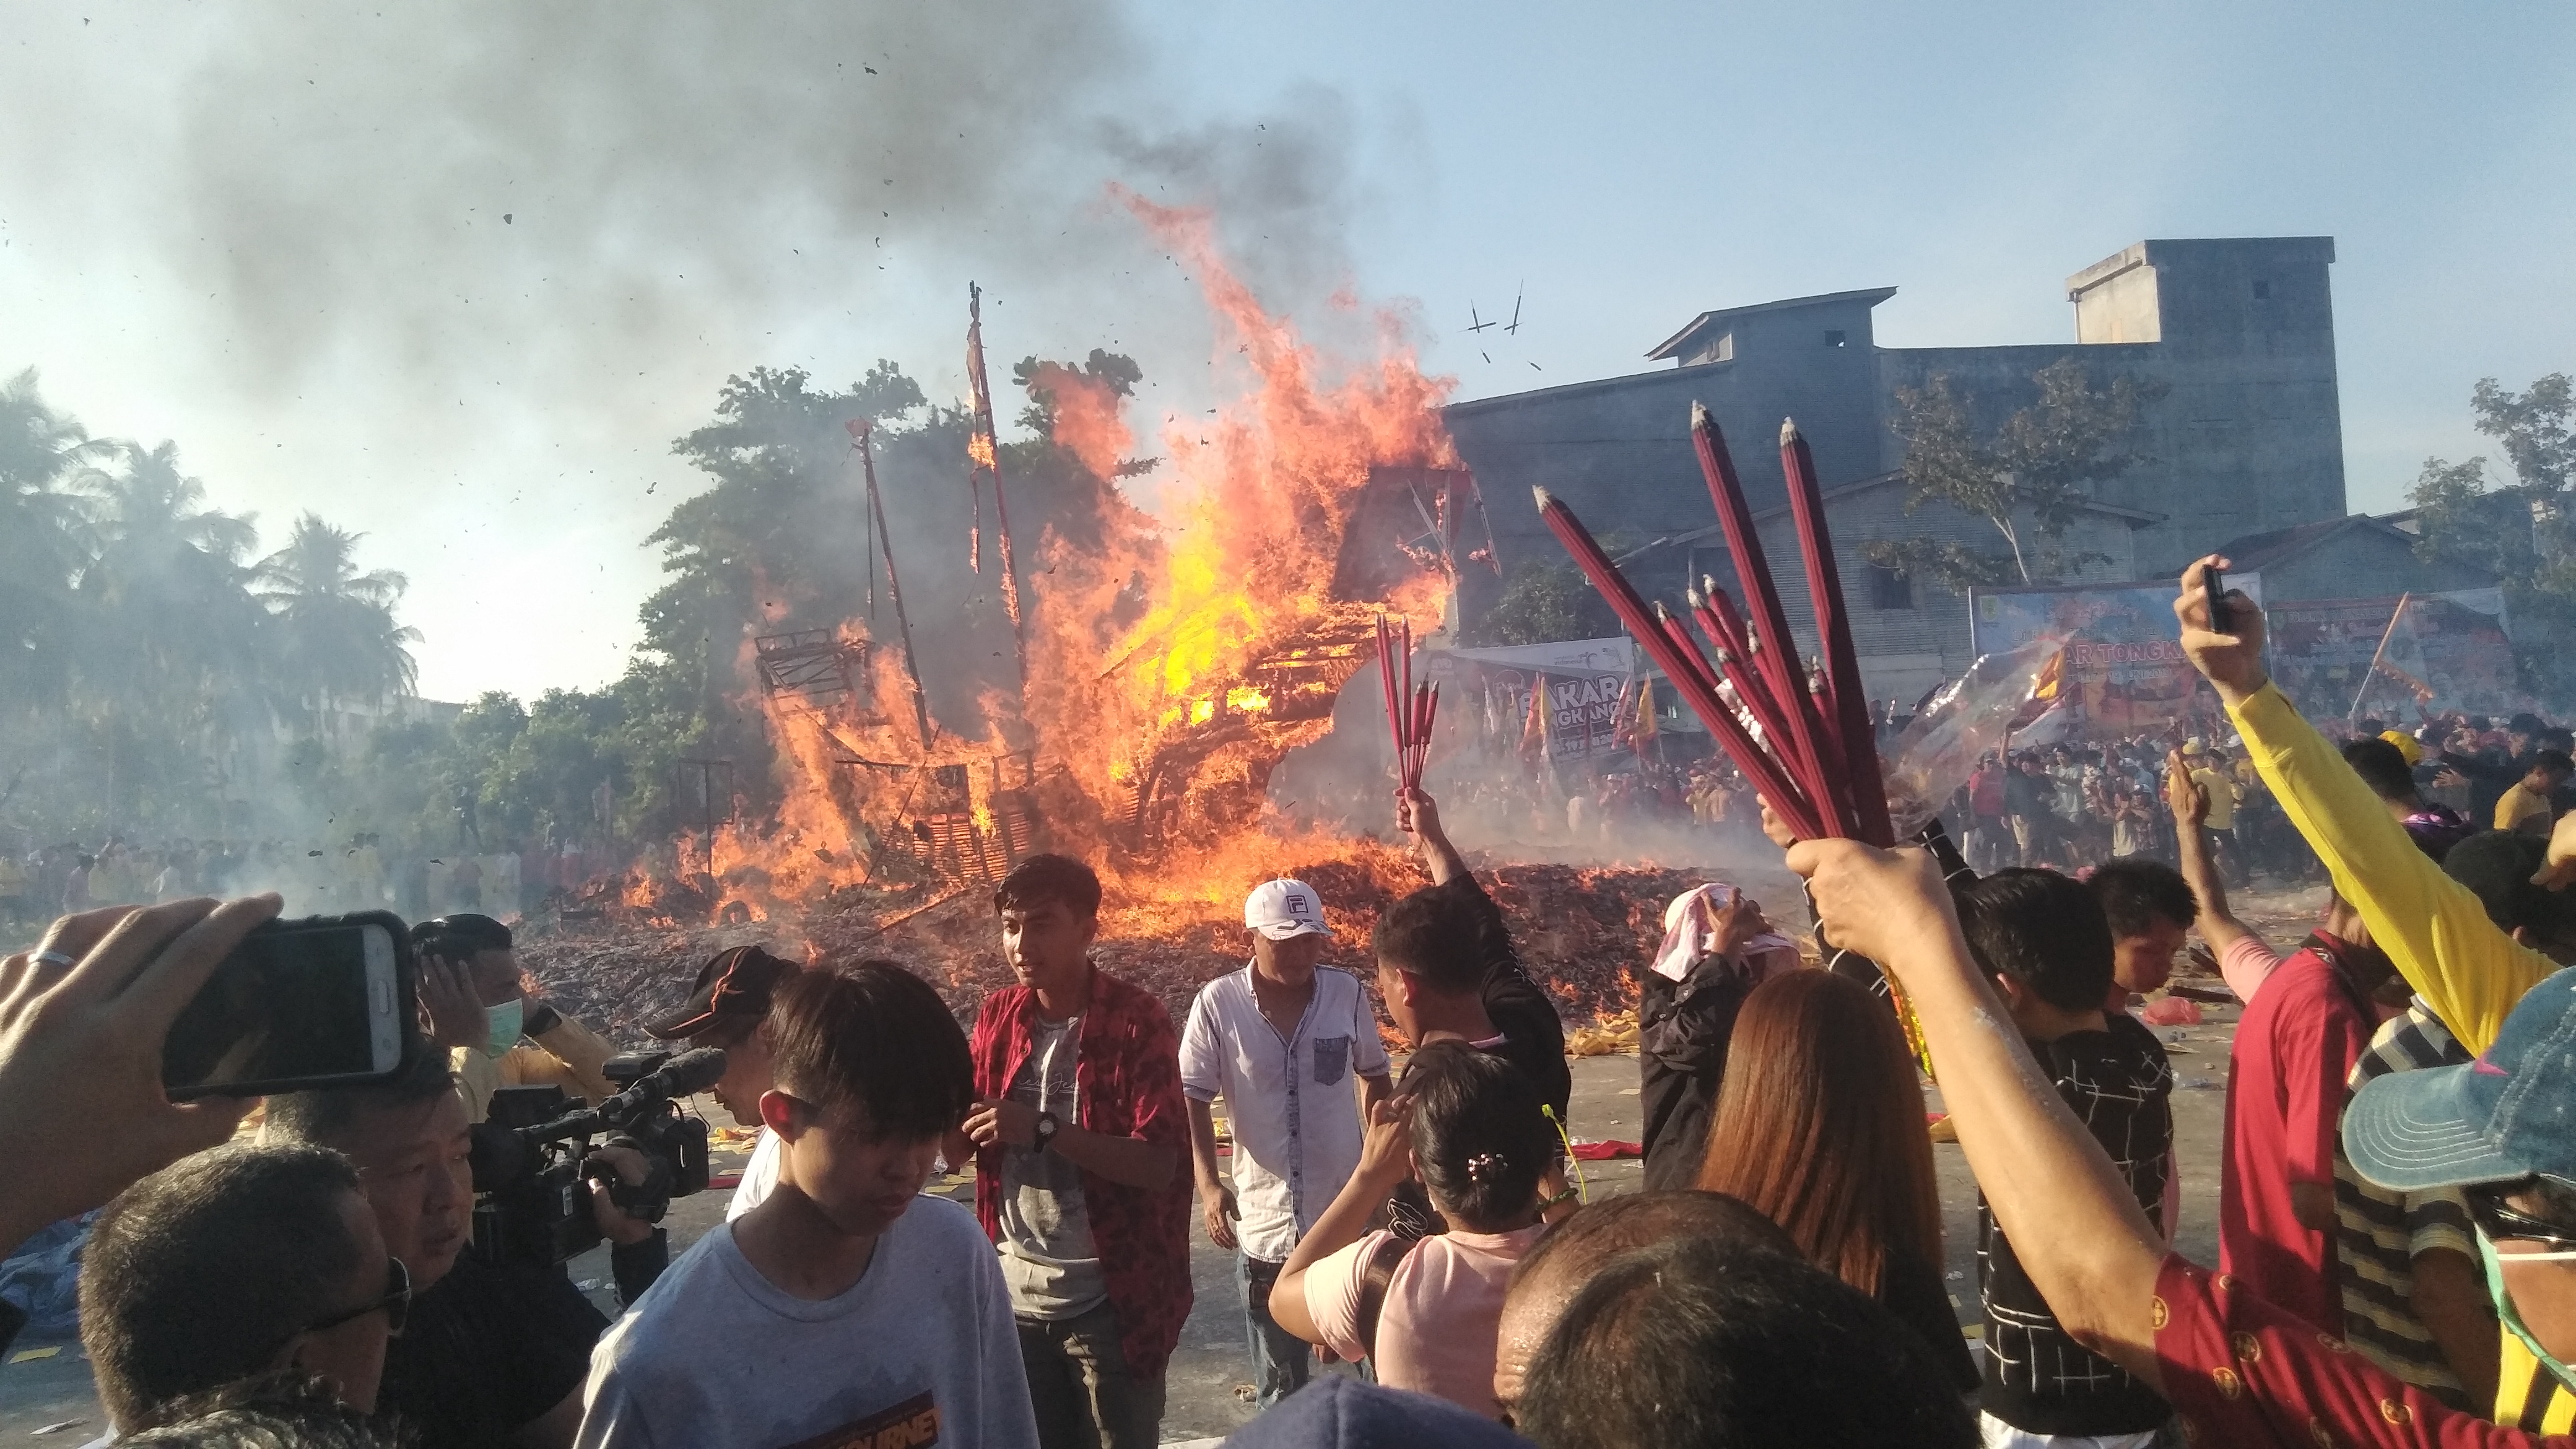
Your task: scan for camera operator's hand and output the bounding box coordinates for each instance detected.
[964,1096,1038,1150]
[585,1143,659,1247]
[416,952,487,1051]
[0,896,282,1254]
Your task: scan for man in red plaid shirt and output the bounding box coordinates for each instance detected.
[960,855,1191,1449]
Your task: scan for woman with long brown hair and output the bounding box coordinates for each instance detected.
[1696,968,1978,1393]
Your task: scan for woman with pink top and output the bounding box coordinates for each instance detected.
[1270,1041,1553,1421]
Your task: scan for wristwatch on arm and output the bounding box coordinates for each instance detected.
[1033,1111,1061,1154]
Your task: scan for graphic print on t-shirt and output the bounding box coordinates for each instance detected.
[783,1389,939,1449]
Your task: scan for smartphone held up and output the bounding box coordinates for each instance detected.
[162,911,417,1100]
[2200,561,2233,634]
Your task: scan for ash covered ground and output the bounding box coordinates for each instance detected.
[519,856,1734,1046]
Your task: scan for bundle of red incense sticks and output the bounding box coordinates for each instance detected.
[1531,404,1892,849]
[1374,614,1440,791]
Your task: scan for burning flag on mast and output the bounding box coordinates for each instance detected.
[964,283,1028,672]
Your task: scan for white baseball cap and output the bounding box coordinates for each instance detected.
[1245,879,1330,941]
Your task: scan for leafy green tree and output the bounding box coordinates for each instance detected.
[2411,375,2576,583]
[2409,374,2576,693]
[1866,357,2158,589]
[1468,561,1623,646]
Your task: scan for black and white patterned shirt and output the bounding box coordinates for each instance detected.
[1977,1011,2176,1437]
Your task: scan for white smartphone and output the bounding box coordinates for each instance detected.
[163,912,415,1100]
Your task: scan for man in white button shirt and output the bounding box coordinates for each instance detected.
[1181,878,1393,1408]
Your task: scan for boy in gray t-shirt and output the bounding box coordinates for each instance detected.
[576,964,1037,1449]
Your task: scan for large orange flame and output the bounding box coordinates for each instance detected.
[1030,362,1134,482]
[622,191,1466,935]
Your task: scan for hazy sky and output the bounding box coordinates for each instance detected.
[4,1,2570,702]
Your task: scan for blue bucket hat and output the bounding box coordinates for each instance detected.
[2344,965,2576,1193]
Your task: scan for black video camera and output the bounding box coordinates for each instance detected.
[468,1047,721,1270]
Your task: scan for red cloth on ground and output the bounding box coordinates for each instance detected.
[2154,1255,2567,1445]
[2218,936,2375,1334]
[1567,1140,1641,1161]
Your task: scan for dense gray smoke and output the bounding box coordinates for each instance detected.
[2,2,1362,398]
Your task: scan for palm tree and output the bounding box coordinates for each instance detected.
[72,441,268,729]
[0,370,100,709]
[58,440,271,825]
[256,513,422,733]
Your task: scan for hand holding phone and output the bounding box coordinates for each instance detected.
[2200,562,2232,634]
[161,911,416,1100]
[2176,556,2271,702]
[0,897,282,1247]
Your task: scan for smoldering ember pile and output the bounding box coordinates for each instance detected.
[517,850,1731,1048]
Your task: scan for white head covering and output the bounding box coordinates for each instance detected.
[1651,883,1799,983]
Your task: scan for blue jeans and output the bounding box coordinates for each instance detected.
[1239,1254,1311,1409]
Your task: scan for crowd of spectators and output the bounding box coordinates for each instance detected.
[20,560,2576,1446]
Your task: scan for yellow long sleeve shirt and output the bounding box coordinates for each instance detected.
[451,1012,624,1124]
[2227,682,2576,1428]
[2226,682,2552,1058]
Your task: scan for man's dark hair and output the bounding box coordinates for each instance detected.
[1372,882,1484,994]
[80,1145,368,1432]
[120,1373,404,1448]
[1401,1041,1553,1230]
[412,913,510,955]
[2342,739,2419,804]
[2511,712,2548,738]
[1517,1238,1974,1449]
[2528,749,2574,780]
[2084,857,2199,938]
[993,853,1102,921]
[1957,868,2117,1013]
[263,1049,458,1149]
[2444,832,2576,942]
[1512,1189,1795,1295]
[2526,1177,2576,1236]
[768,960,973,1141]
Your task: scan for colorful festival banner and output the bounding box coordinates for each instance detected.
[1446,638,1636,762]
[1968,578,2268,736]
[2281,590,2522,720]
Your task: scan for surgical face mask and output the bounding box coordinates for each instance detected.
[2478,1229,2576,1391]
[484,997,526,1058]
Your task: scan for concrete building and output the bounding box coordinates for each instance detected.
[1447,237,2352,695]
[2209,515,2497,604]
